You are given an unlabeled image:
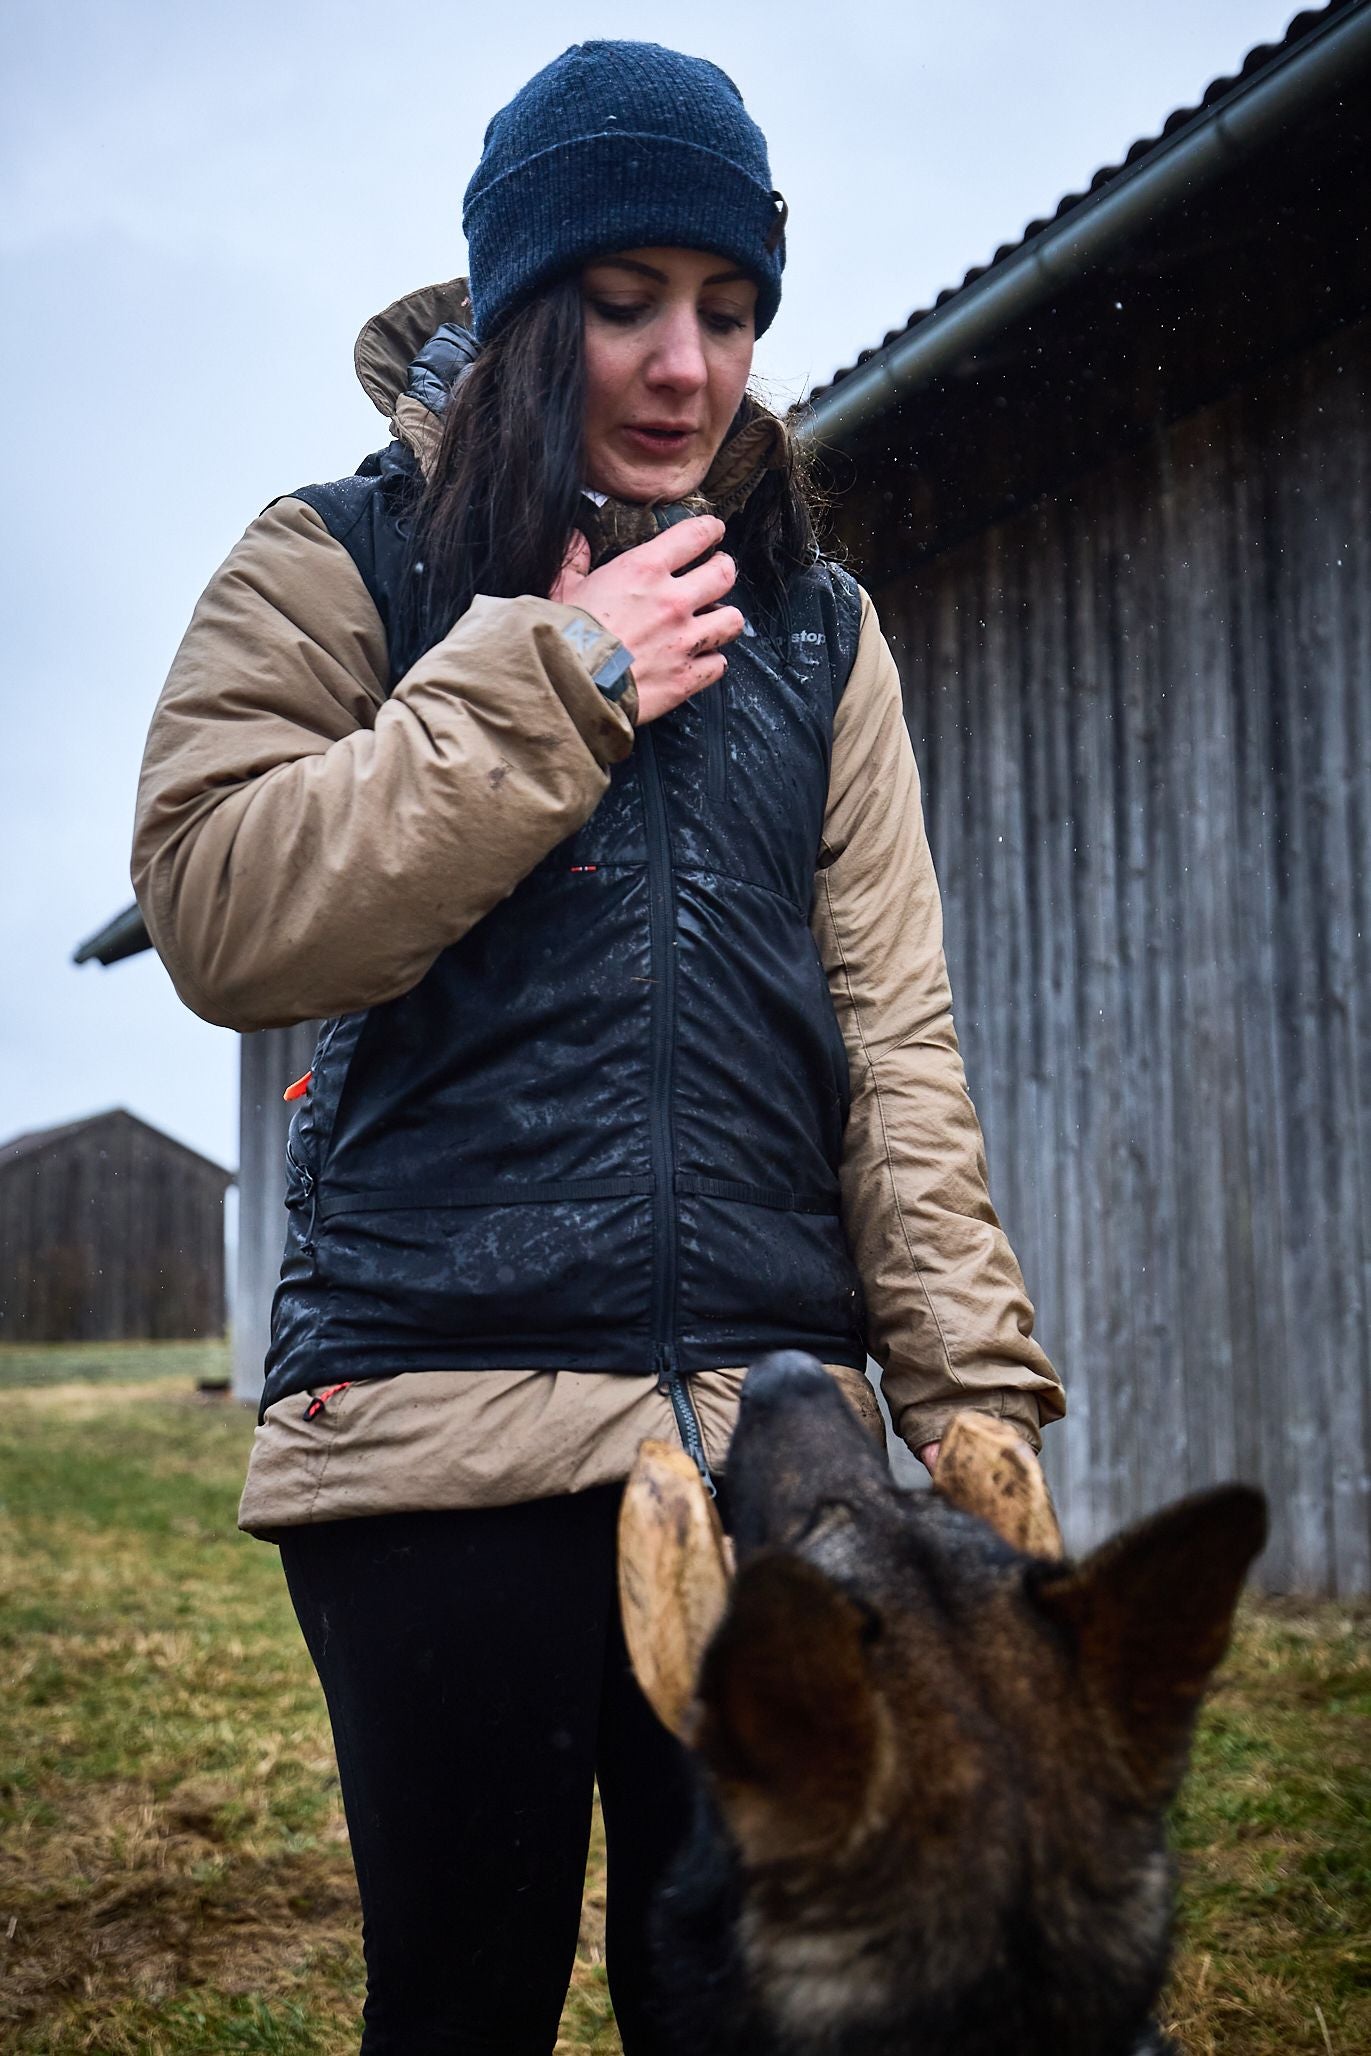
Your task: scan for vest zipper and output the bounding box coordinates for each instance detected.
[659,1345,718,1498]
[637,729,718,1498]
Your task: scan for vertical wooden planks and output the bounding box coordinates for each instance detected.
[233,1022,320,1405]
[1337,343,1371,1598]
[1291,347,1371,1596]
[870,315,1371,1592]
[0,1111,229,1343]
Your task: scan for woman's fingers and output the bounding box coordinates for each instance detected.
[669,668,724,711]
[561,515,744,724]
[602,521,736,608]
[639,513,726,571]
[690,605,745,655]
[684,652,728,696]
[676,549,738,612]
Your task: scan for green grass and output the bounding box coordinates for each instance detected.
[0,1351,619,2054]
[0,1336,229,1391]
[1,1348,1367,2052]
[1166,1602,1371,2052]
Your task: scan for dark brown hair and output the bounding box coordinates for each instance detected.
[401,274,820,658]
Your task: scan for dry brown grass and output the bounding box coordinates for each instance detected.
[0,1356,616,2052]
[1,1349,1366,2052]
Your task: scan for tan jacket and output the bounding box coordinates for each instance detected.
[131,282,1064,1530]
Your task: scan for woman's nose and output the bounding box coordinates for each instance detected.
[645,310,709,394]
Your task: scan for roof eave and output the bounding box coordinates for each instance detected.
[798,1,1371,449]
[73,903,151,968]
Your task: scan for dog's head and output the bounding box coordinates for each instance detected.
[620,1352,1266,2056]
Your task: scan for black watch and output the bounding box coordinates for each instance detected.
[591,643,635,705]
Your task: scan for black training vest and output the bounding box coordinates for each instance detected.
[262,443,868,1413]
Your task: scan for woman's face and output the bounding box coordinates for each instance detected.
[580,246,758,504]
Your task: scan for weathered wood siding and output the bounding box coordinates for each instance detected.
[0,1111,230,1343]
[233,1024,318,1404]
[872,318,1370,1594]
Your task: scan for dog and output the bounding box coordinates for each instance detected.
[618,1350,1266,2055]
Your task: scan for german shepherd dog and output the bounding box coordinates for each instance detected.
[619,1352,1266,2056]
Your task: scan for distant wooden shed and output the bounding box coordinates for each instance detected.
[0,1109,232,1343]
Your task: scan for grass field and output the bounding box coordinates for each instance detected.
[1,1343,1367,2053]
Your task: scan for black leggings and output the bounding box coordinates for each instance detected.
[279,1487,695,2055]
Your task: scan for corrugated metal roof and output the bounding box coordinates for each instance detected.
[807,0,1361,406]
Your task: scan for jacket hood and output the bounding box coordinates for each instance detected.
[354,278,475,419]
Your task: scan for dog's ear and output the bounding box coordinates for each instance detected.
[1037,1486,1266,1805]
[693,1553,882,1861]
[618,1441,732,1739]
[936,1411,1063,1558]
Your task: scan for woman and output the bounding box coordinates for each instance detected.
[132,40,1063,2056]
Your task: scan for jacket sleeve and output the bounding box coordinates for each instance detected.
[810,588,1066,1456]
[132,496,635,1031]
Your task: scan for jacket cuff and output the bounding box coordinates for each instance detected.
[895,1392,1044,1459]
[549,604,637,763]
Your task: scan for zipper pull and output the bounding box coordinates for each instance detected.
[283,1070,312,1103]
[303,1381,351,1421]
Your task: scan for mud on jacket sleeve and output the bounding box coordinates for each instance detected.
[132,497,635,1031]
[811,591,1066,1458]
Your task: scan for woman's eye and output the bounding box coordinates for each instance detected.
[589,299,645,325]
[704,311,747,335]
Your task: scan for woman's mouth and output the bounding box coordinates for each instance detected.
[621,424,696,457]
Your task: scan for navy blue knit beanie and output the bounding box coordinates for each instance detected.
[463,41,785,341]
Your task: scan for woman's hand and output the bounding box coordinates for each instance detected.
[551,515,745,726]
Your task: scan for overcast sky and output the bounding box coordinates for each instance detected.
[1,0,1305,1173]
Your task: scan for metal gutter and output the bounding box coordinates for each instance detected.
[798,1,1371,448]
[73,903,151,966]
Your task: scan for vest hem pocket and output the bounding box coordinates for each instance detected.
[673,1173,839,1216]
[318,1175,655,1218]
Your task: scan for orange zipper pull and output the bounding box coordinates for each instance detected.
[303,1381,352,1421]
[283,1070,312,1103]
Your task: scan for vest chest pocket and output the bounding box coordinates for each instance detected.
[284,1117,319,1253]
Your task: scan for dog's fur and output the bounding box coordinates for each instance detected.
[645,1353,1266,2056]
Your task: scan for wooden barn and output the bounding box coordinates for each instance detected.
[78,1,1370,1590]
[801,0,1371,1593]
[0,1109,232,1344]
